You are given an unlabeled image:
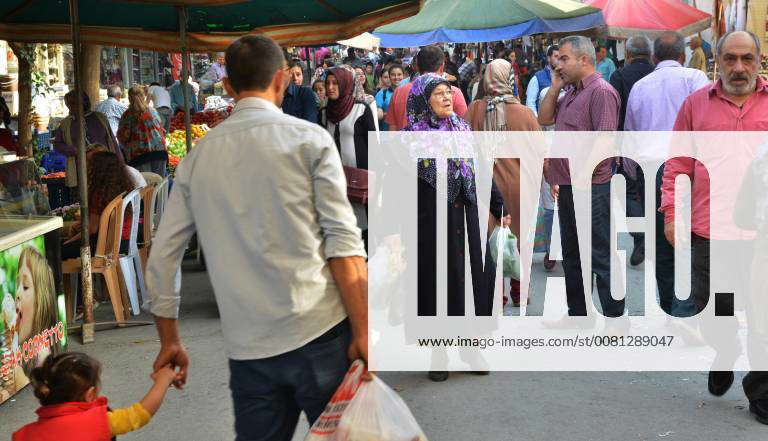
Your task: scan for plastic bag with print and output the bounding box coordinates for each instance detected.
[305,360,428,441]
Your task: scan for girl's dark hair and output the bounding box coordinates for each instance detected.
[31,352,101,405]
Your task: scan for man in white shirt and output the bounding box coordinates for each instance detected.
[94,85,127,137]
[148,81,173,133]
[146,35,369,440]
[624,31,710,320]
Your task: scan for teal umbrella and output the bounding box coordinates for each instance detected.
[0,0,421,340]
[374,0,605,47]
[0,0,420,50]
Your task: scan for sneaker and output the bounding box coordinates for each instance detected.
[708,371,734,396]
[630,243,645,266]
[749,400,768,425]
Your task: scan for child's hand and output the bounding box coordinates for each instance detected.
[150,365,177,386]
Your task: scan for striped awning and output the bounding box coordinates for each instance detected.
[0,0,420,50]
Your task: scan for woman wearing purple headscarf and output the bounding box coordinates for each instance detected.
[405,74,501,382]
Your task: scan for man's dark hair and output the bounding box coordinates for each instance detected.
[547,45,559,57]
[226,35,285,93]
[287,59,302,70]
[388,64,404,76]
[150,81,160,87]
[65,90,91,112]
[416,46,445,73]
[654,31,686,62]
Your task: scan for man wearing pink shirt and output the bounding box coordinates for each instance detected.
[661,31,768,425]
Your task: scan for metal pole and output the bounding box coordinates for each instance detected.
[178,6,192,153]
[68,0,95,344]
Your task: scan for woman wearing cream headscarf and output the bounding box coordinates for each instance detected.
[466,58,542,306]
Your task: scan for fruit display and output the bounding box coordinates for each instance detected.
[168,154,182,176]
[168,106,232,131]
[165,124,209,159]
[42,171,66,180]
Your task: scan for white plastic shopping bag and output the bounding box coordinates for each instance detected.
[306,360,428,441]
[489,226,521,280]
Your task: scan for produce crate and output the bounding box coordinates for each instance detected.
[41,151,67,173]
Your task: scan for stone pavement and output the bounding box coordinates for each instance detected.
[2,259,766,440]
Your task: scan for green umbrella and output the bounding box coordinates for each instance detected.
[374,0,605,47]
[0,0,421,341]
[0,0,420,50]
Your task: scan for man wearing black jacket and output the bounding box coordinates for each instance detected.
[609,35,655,266]
[610,36,655,130]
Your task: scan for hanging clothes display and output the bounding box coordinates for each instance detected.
[747,0,768,55]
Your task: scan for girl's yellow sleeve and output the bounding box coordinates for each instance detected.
[107,402,152,435]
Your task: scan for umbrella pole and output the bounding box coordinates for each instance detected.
[178,6,192,154]
[69,0,95,344]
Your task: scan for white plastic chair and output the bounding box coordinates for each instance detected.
[141,171,163,187]
[150,177,170,234]
[118,188,146,315]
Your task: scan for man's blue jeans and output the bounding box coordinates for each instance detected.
[229,320,351,441]
[558,184,625,317]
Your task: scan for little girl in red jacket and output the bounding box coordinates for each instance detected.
[13,352,176,441]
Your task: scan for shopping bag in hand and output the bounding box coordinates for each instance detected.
[489,226,521,280]
[306,360,428,441]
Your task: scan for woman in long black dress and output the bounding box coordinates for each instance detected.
[403,73,502,381]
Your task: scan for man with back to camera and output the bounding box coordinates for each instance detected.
[145,34,370,440]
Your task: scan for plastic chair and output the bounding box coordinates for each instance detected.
[138,184,155,273]
[141,171,163,187]
[150,177,170,233]
[62,193,126,324]
[118,188,146,316]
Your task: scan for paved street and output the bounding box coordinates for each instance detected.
[2,254,766,440]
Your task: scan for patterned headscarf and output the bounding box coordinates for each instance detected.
[482,59,521,131]
[404,73,474,202]
[325,66,356,124]
[404,73,470,132]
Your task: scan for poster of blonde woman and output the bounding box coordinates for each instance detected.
[0,237,66,404]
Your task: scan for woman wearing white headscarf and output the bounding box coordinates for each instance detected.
[466,58,541,306]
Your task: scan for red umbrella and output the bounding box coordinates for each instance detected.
[587,0,712,39]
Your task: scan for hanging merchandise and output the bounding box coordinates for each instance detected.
[735,0,747,31]
[99,47,123,88]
